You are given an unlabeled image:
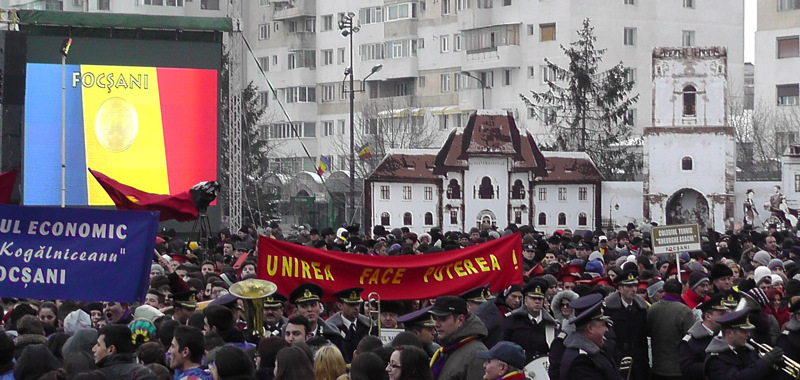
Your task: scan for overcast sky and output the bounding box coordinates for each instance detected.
[745,0,755,63]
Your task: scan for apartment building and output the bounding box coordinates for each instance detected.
[2,0,227,15]
[754,0,800,154]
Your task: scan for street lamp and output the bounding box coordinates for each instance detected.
[340,12,382,225]
[460,70,486,109]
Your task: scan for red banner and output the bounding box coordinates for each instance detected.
[257,233,522,301]
[89,169,199,222]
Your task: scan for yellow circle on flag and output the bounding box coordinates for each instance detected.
[94,97,138,153]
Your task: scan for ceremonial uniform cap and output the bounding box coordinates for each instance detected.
[333,287,364,305]
[697,292,730,312]
[614,269,639,285]
[721,291,740,309]
[717,309,755,330]
[459,286,488,304]
[524,278,548,299]
[168,273,197,309]
[398,306,435,328]
[568,293,610,327]
[290,283,323,304]
[264,292,288,308]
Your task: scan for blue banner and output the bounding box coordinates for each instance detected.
[0,205,159,302]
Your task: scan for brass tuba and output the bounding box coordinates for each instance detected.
[228,278,277,340]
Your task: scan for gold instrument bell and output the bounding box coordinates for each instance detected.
[228,279,278,339]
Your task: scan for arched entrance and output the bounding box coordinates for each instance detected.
[666,188,710,229]
[476,209,497,228]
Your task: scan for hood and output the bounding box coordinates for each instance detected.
[508,306,557,324]
[62,328,99,357]
[563,331,600,354]
[686,321,713,339]
[605,291,648,310]
[552,290,579,320]
[440,314,488,346]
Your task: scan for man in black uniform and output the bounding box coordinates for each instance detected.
[287,283,344,351]
[704,308,783,380]
[605,269,649,380]
[262,292,288,337]
[777,297,800,363]
[398,306,440,357]
[679,292,731,380]
[464,285,503,348]
[560,293,619,380]
[327,287,371,362]
[503,277,558,363]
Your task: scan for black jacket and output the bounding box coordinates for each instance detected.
[703,337,773,380]
[503,307,558,363]
[777,318,800,363]
[679,321,714,380]
[97,353,157,380]
[326,312,372,362]
[604,292,649,380]
[474,300,504,349]
[560,332,620,380]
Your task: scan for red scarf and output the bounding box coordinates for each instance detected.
[430,335,480,379]
[497,371,527,380]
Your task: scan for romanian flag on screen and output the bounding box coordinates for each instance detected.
[23,63,218,206]
[358,143,372,160]
[317,155,331,176]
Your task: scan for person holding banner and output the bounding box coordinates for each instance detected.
[502,278,558,363]
[288,283,344,352]
[429,295,488,380]
[328,287,372,363]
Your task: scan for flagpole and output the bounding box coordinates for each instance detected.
[60,38,71,208]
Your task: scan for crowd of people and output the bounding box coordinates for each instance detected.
[2,219,800,380]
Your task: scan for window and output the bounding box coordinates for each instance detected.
[538,187,547,201]
[323,121,334,136]
[538,212,547,225]
[540,23,556,41]
[450,210,459,225]
[267,122,317,139]
[624,109,636,126]
[558,213,567,226]
[441,74,451,92]
[478,177,494,199]
[778,84,800,106]
[578,187,588,201]
[259,24,270,40]
[778,37,800,58]
[624,68,636,85]
[442,0,451,14]
[260,0,270,5]
[527,66,536,78]
[683,0,694,8]
[321,84,336,102]
[322,15,333,31]
[683,85,697,116]
[541,65,556,84]
[381,212,390,226]
[419,38,425,49]
[337,48,346,64]
[441,35,450,52]
[527,107,536,119]
[511,180,525,199]
[419,76,426,87]
[98,0,110,10]
[514,210,522,224]
[778,0,800,11]
[682,30,696,47]
[624,0,635,4]
[272,55,278,65]
[359,6,383,25]
[679,156,694,170]
[578,213,587,226]
[454,34,462,51]
[421,186,432,201]
[447,179,461,199]
[403,212,413,225]
[322,49,334,66]
[503,70,511,86]
[380,186,390,200]
[543,108,557,125]
[403,186,412,200]
[288,50,316,69]
[503,0,512,5]
[463,24,520,51]
[558,187,567,202]
[624,27,636,46]
[338,120,346,135]
[201,0,219,10]
[385,3,417,21]
[477,0,493,8]
[795,173,800,192]
[258,57,269,72]
[423,212,433,226]
[258,91,269,108]
[284,86,316,103]
[274,22,280,32]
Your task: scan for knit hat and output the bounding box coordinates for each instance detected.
[63,309,91,334]
[151,263,165,276]
[772,274,784,285]
[588,251,604,263]
[129,319,157,346]
[689,271,710,290]
[647,280,664,298]
[542,274,558,289]
[747,288,770,308]
[768,259,785,271]
[709,263,734,281]
[585,260,604,275]
[753,250,772,266]
[754,266,773,284]
[133,305,165,323]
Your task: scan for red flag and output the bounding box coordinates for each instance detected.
[89,168,199,222]
[0,169,19,204]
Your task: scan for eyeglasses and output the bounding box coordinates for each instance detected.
[388,362,402,369]
[560,304,572,308]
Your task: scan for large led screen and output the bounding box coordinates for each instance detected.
[23,63,217,205]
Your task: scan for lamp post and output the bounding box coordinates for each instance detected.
[60,38,72,208]
[340,13,382,225]
[609,194,620,231]
[460,70,486,109]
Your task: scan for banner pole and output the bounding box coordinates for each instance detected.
[675,252,681,283]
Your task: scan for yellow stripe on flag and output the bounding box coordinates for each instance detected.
[80,65,169,205]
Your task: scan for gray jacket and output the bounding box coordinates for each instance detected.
[647,297,695,376]
[435,314,488,380]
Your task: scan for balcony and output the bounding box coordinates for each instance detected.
[273,0,316,21]
[462,45,520,71]
[286,32,316,50]
[384,19,418,39]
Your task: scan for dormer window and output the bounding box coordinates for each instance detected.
[683,85,697,117]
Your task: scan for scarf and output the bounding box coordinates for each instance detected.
[430,335,479,379]
[661,293,684,303]
[498,371,527,380]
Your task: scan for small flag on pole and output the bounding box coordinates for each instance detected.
[357,142,372,160]
[317,155,331,175]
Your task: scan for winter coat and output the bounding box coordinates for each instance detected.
[560,332,619,380]
[96,353,157,380]
[502,307,558,363]
[434,314,488,380]
[646,295,695,376]
[777,317,800,363]
[13,344,61,380]
[604,292,649,380]
[703,336,773,380]
[552,291,579,333]
[327,312,372,362]
[13,334,47,360]
[473,300,504,348]
[679,321,714,380]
